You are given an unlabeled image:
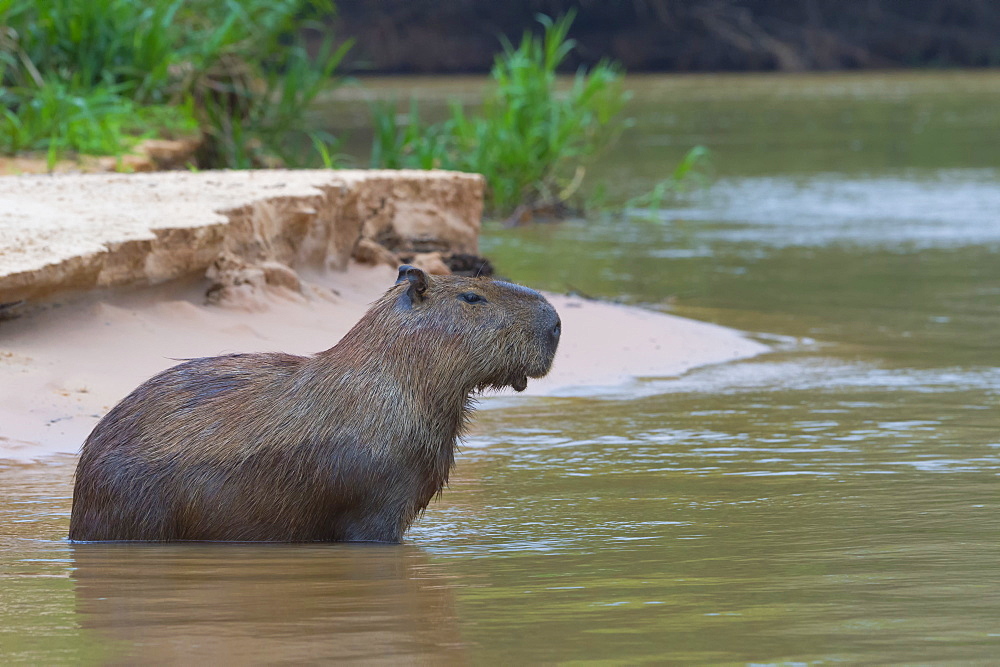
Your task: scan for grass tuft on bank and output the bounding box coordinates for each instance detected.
[369,12,708,217]
[0,0,349,169]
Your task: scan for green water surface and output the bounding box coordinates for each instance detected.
[3,71,1000,664]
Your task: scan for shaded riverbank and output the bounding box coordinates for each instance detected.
[330,1,1000,74]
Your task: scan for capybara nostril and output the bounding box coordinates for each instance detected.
[552,318,561,342]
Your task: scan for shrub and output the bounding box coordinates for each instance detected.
[0,80,196,165]
[370,12,629,215]
[0,0,349,168]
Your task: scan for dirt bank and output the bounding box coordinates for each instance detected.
[0,169,484,305]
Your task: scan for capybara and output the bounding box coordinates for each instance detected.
[69,266,560,542]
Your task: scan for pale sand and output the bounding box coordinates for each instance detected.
[0,263,768,461]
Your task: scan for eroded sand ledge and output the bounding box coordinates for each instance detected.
[0,169,484,304]
[0,170,767,461]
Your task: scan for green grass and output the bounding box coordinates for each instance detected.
[367,12,715,217]
[620,145,714,215]
[1,0,184,100]
[370,12,629,215]
[195,34,351,168]
[0,0,349,168]
[0,80,198,168]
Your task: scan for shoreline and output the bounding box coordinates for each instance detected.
[0,262,768,462]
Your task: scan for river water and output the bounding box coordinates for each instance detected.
[3,72,1000,663]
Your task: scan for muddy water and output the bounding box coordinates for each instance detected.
[4,72,1000,663]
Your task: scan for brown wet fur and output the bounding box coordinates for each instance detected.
[69,266,560,543]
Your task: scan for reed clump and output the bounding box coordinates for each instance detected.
[369,12,709,217]
[370,12,625,216]
[0,0,349,169]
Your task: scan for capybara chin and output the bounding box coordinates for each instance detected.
[69,265,560,543]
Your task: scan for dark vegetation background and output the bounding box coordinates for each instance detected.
[330,0,1000,73]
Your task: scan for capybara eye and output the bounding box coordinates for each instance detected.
[459,292,486,304]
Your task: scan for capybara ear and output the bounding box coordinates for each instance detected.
[396,265,428,304]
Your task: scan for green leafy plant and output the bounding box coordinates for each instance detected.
[0,0,350,168]
[0,79,196,168]
[622,145,714,214]
[182,0,352,168]
[369,11,630,216]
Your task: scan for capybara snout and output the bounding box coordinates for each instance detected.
[524,300,560,384]
[69,266,560,543]
[540,303,561,361]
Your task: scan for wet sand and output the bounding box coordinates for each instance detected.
[0,262,767,461]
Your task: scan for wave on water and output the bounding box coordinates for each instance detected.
[651,169,1000,248]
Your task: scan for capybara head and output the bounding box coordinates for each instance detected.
[341,265,561,393]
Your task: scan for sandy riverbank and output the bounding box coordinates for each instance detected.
[0,262,767,462]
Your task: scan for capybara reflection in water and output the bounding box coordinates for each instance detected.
[69,266,560,542]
